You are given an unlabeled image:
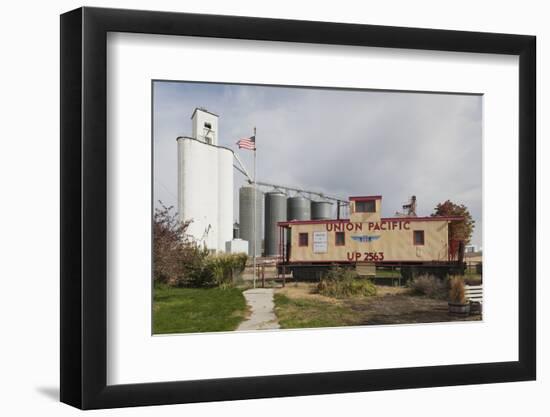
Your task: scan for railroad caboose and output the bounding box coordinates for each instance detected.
[277,195,465,280]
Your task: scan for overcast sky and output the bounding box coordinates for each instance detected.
[153,81,482,248]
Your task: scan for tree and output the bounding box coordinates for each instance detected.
[431,200,475,244]
[153,203,248,288]
[153,203,209,286]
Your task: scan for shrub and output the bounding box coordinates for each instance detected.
[317,266,377,298]
[204,253,249,288]
[449,276,466,304]
[153,204,249,288]
[230,253,248,274]
[409,275,447,299]
[153,203,210,287]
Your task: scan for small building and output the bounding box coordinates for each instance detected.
[277,195,464,278]
[225,239,249,255]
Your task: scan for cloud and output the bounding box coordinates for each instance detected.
[153,82,483,247]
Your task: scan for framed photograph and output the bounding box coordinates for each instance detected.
[60,7,536,409]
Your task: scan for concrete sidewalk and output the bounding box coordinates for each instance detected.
[237,288,280,331]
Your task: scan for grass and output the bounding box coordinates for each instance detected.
[274,283,480,329]
[153,286,248,334]
[274,293,361,329]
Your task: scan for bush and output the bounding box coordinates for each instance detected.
[153,204,214,287]
[449,276,466,304]
[409,275,447,299]
[203,253,248,288]
[317,267,377,298]
[153,204,249,288]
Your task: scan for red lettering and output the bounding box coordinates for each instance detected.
[403,221,411,230]
[374,223,381,231]
[356,223,363,231]
[326,223,333,232]
[359,252,386,262]
[346,252,355,261]
[380,221,387,231]
[392,221,398,230]
[334,223,342,231]
[368,222,374,231]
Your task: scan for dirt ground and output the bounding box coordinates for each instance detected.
[347,294,480,325]
[276,282,481,325]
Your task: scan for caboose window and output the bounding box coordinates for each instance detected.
[298,233,309,247]
[413,230,425,245]
[335,232,345,246]
[356,200,376,213]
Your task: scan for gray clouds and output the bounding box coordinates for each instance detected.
[153,82,482,247]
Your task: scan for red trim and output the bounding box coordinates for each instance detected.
[382,215,464,222]
[278,219,351,226]
[278,215,463,227]
[413,230,425,246]
[349,195,382,201]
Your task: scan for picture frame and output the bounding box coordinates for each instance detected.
[60,6,536,410]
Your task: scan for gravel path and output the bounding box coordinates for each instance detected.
[237,288,280,331]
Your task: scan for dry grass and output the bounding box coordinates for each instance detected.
[346,294,480,325]
[274,283,480,329]
[277,282,342,304]
[375,286,413,296]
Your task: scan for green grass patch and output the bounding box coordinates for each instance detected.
[153,286,247,334]
[274,294,361,329]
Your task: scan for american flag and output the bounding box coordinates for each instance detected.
[236,135,256,151]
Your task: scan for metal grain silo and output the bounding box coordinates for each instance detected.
[264,192,287,257]
[239,186,264,256]
[287,196,311,221]
[311,201,333,220]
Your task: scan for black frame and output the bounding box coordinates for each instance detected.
[60,7,536,410]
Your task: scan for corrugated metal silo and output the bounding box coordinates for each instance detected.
[264,192,287,257]
[287,196,311,221]
[311,201,333,220]
[239,186,264,256]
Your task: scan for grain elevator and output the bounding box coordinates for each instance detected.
[177,108,234,252]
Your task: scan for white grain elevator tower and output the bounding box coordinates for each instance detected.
[177,108,234,252]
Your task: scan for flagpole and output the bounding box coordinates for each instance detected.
[253,127,257,289]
